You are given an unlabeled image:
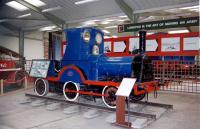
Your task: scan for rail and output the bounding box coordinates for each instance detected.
[25,93,172,120]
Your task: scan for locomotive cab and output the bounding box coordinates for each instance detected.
[62,28,104,61]
[47,28,104,79]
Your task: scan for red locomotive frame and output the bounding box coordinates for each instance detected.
[47,65,158,97]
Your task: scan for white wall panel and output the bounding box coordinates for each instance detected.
[24,39,44,60]
[0,34,44,60]
[0,35,19,53]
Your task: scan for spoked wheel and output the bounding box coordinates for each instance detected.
[130,93,145,102]
[34,78,49,96]
[102,86,117,108]
[63,81,80,101]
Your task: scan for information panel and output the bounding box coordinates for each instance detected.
[116,78,136,97]
[29,60,50,78]
[129,38,158,52]
[184,37,200,50]
[114,41,126,52]
[161,37,180,52]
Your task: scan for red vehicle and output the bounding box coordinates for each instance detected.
[0,46,26,86]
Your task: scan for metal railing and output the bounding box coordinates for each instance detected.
[153,60,200,93]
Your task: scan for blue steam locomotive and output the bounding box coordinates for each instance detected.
[34,27,155,108]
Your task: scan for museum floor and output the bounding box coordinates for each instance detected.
[0,89,199,129]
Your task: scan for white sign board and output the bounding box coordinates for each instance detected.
[29,60,50,78]
[114,41,126,52]
[146,40,158,51]
[116,78,136,97]
[104,41,112,53]
[129,38,158,52]
[129,38,139,52]
[161,37,180,52]
[184,37,200,50]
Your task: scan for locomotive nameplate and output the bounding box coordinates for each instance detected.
[116,78,136,97]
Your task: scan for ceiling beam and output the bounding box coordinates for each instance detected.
[115,0,134,23]
[0,22,20,34]
[16,0,65,28]
[0,18,49,22]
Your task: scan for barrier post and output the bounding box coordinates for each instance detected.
[1,79,3,95]
[24,76,28,89]
[161,57,165,84]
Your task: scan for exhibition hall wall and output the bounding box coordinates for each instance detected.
[0,33,44,60]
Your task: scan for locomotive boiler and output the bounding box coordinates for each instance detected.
[32,27,157,108]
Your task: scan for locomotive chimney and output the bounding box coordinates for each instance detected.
[139,31,146,54]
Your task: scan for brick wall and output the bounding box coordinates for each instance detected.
[43,32,49,59]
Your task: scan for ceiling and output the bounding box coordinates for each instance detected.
[0,0,199,36]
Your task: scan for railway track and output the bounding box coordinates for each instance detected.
[135,101,173,110]
[25,93,173,120]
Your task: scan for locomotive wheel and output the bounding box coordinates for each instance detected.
[34,78,49,96]
[130,93,145,102]
[102,86,117,108]
[63,81,80,101]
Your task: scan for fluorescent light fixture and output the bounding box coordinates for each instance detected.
[102,29,110,34]
[83,20,97,26]
[75,0,99,5]
[142,16,156,21]
[168,30,189,34]
[117,19,127,22]
[42,6,62,12]
[39,25,57,31]
[147,32,153,35]
[189,8,199,12]
[189,8,199,11]
[24,0,46,7]
[104,36,111,39]
[6,1,29,11]
[164,9,181,13]
[112,35,118,38]
[105,19,114,22]
[101,21,110,25]
[76,26,83,28]
[17,13,31,18]
[180,5,199,10]
[119,15,128,18]
[91,19,100,22]
[179,5,199,12]
[105,26,117,29]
